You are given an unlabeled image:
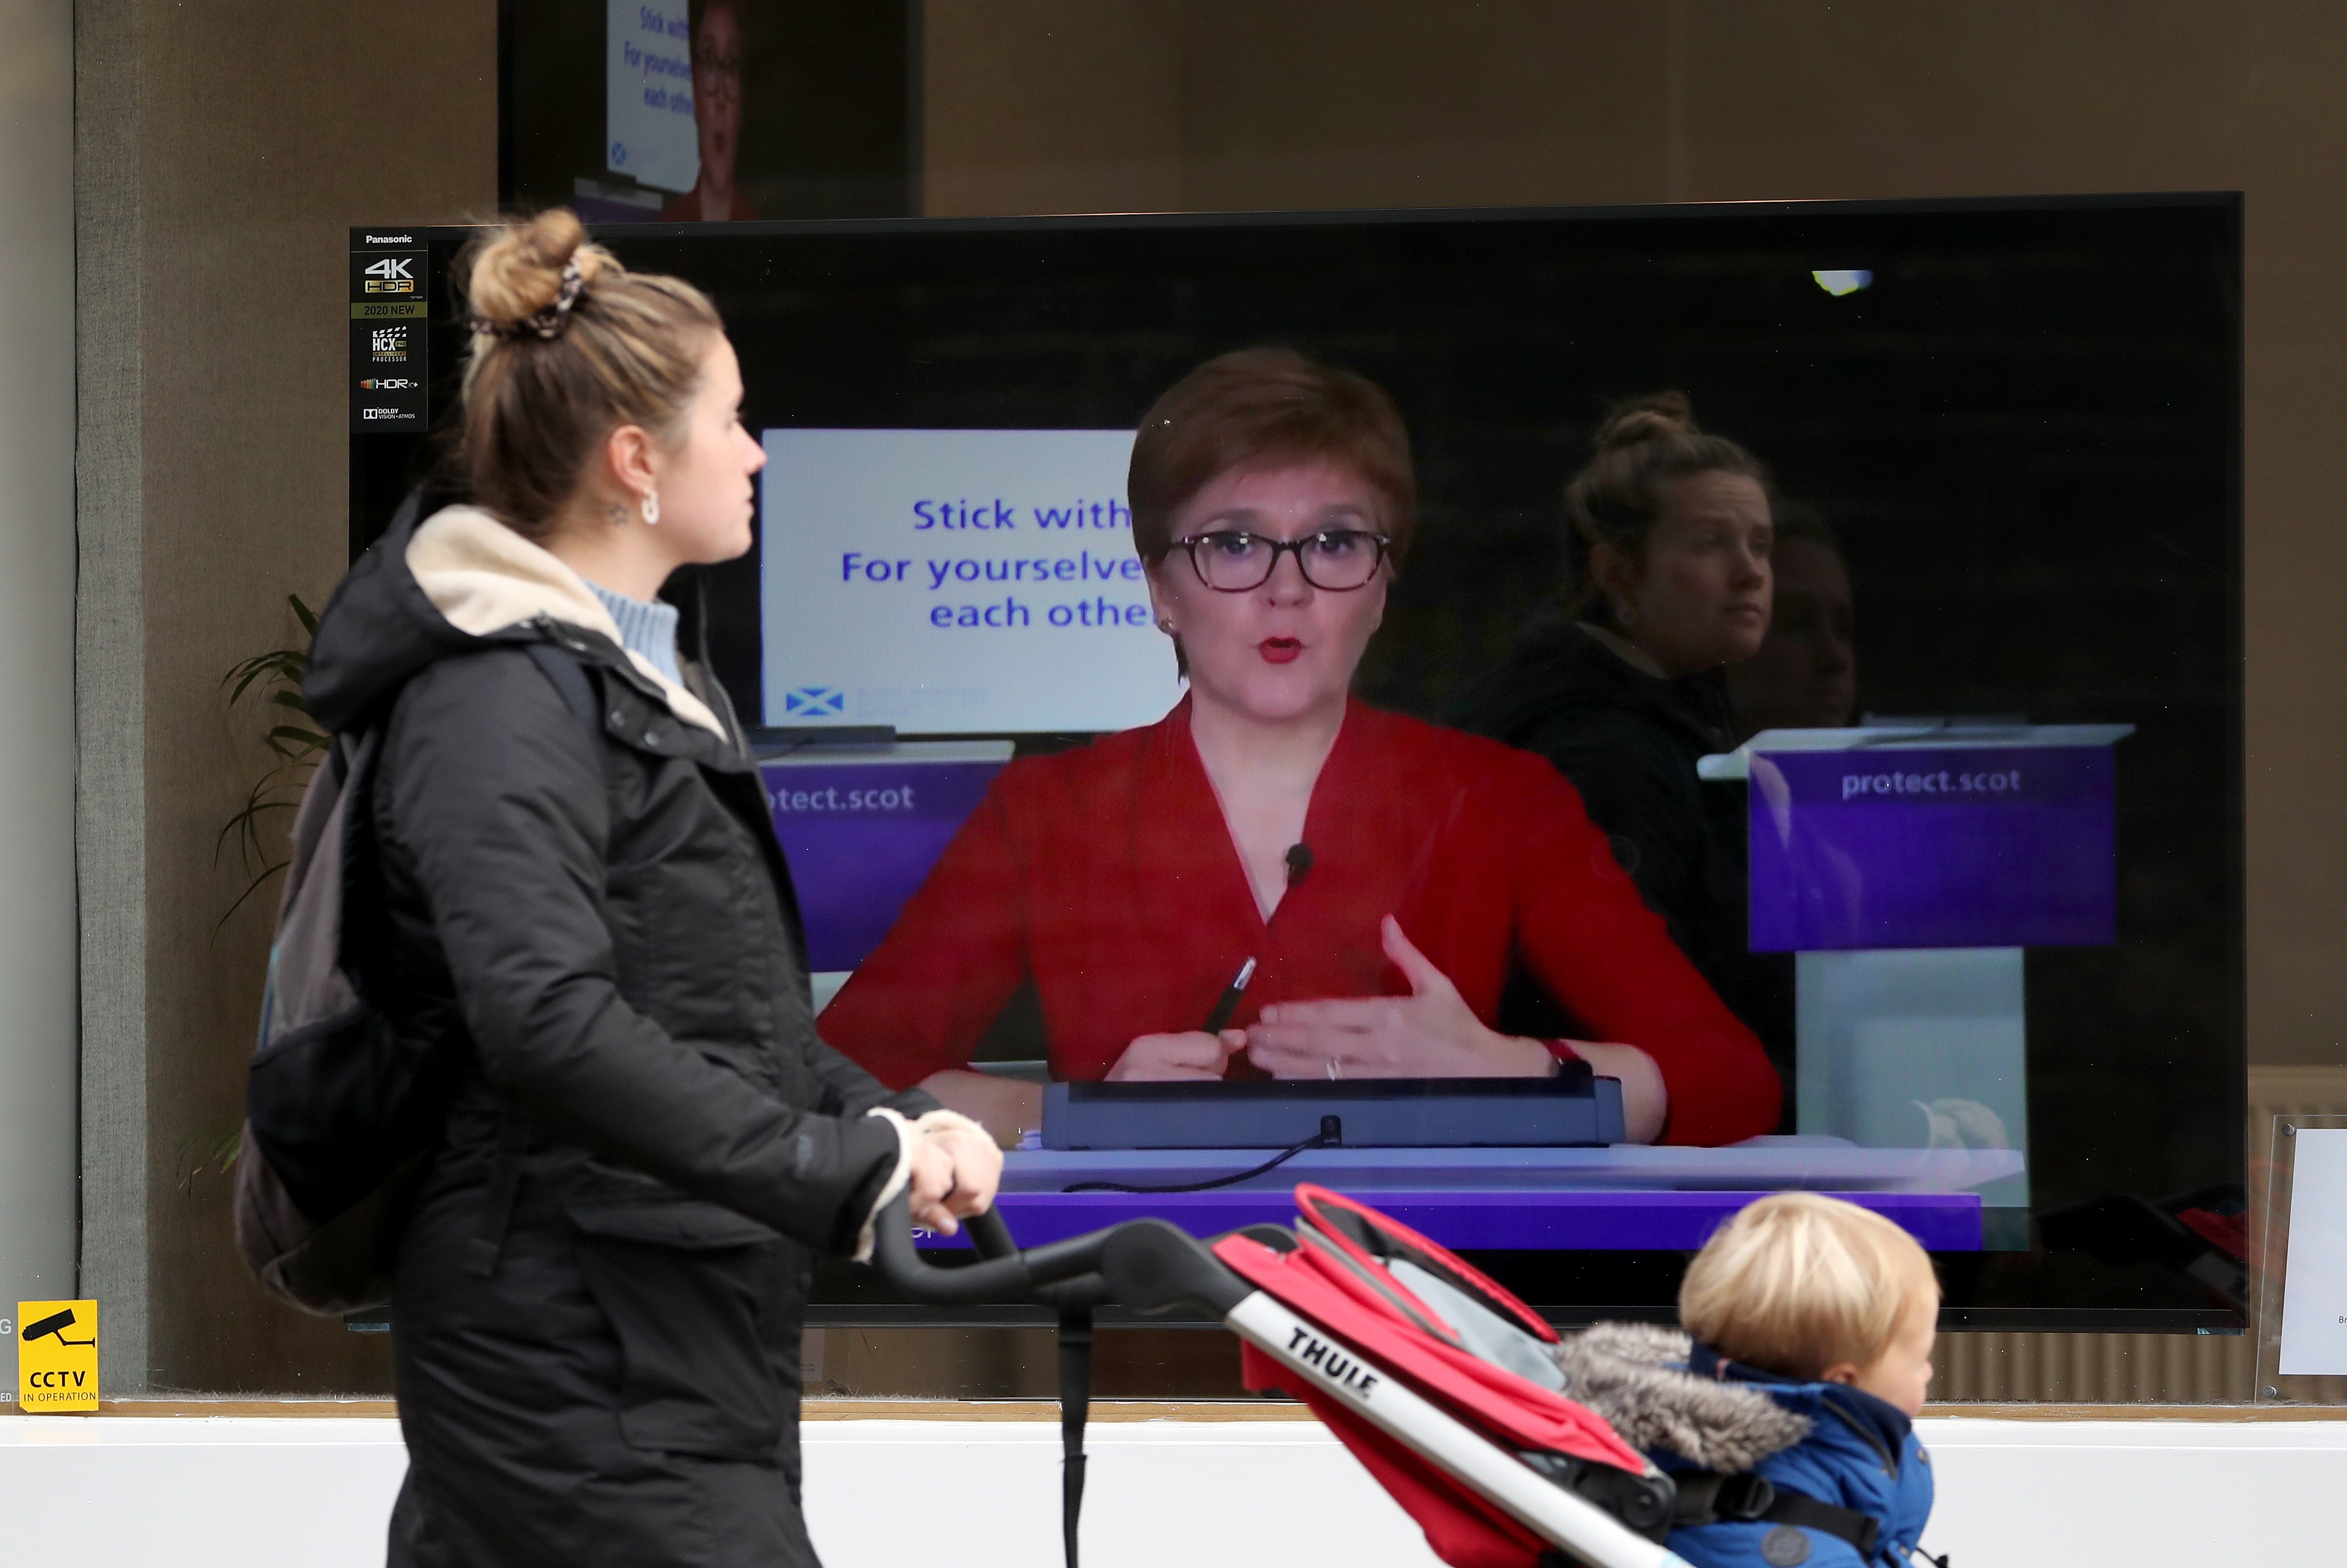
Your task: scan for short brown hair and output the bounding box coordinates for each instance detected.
[689,0,743,46]
[1564,390,1770,623]
[457,209,723,540]
[1128,348,1417,568]
[1679,1192,1939,1381]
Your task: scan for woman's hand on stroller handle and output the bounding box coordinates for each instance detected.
[871,1189,1252,1316]
[872,1187,1110,1303]
[905,1116,1004,1237]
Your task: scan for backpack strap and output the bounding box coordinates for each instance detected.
[464,642,605,1280]
[524,641,601,732]
[1672,1471,1883,1558]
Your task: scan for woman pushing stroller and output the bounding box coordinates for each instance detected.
[301,209,1004,1566]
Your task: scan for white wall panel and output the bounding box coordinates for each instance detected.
[1,1415,2338,1567]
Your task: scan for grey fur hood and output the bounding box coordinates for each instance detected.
[1551,1324,1810,1473]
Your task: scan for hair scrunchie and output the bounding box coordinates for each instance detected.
[470,255,586,340]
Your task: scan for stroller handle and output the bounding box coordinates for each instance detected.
[871,1190,1251,1314]
[964,1205,1018,1261]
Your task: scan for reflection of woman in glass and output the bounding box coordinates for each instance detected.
[820,352,1779,1147]
[1446,392,1786,1087]
[660,0,755,222]
[1726,501,1857,739]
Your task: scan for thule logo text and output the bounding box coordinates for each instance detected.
[1286,1327,1381,1397]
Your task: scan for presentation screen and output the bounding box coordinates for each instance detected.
[351,195,2244,1332]
[759,428,1180,732]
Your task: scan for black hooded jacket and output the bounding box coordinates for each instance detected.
[307,502,931,1566]
[1445,607,1792,1092]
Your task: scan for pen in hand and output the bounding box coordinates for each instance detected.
[1202,956,1258,1034]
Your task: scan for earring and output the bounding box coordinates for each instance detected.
[641,489,661,526]
[1157,618,1175,634]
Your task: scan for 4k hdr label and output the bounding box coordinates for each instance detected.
[17,1299,98,1411]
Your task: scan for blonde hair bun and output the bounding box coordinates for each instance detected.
[456,207,723,538]
[464,209,618,337]
[1591,389,1700,452]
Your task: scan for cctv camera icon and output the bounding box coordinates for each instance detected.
[21,1308,94,1347]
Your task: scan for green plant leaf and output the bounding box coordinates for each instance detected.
[177,1113,249,1189]
[218,595,327,937]
[223,657,288,705]
[214,860,290,935]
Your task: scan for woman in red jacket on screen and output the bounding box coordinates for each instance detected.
[819,348,1780,1147]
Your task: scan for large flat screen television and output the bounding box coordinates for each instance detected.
[350,193,2244,1331]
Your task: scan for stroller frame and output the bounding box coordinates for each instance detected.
[872,1192,1689,1568]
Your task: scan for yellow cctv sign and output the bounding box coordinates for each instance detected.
[17,1299,99,1411]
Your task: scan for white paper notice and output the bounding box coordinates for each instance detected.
[2279,1127,2347,1374]
[606,0,699,193]
[760,428,1182,733]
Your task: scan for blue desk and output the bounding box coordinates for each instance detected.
[921,1139,2022,1253]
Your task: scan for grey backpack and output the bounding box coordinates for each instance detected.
[233,643,596,1314]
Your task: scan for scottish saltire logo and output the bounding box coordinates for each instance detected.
[784,687,846,717]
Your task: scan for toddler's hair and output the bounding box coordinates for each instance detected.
[1679,1193,1939,1381]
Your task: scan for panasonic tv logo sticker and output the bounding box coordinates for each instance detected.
[783,687,846,717]
[360,379,418,391]
[1285,1327,1381,1397]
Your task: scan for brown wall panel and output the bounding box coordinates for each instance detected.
[921,0,1185,217]
[90,0,497,1392]
[1178,1,1673,210]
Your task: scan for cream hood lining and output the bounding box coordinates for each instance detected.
[406,505,726,738]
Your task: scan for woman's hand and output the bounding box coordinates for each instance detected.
[904,1118,1004,1236]
[1243,917,1673,1142]
[1246,917,1556,1080]
[1106,1030,1247,1082]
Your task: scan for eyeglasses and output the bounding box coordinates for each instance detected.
[1176,530,1392,593]
[693,47,743,102]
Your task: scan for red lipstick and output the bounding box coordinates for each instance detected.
[1259,637,1303,665]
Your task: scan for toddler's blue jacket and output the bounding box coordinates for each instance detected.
[1551,1325,1938,1568]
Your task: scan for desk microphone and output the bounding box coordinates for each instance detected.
[1285,842,1314,887]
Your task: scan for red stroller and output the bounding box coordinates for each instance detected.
[872,1182,1693,1568]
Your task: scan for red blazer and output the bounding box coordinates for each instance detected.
[820,699,1780,1145]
